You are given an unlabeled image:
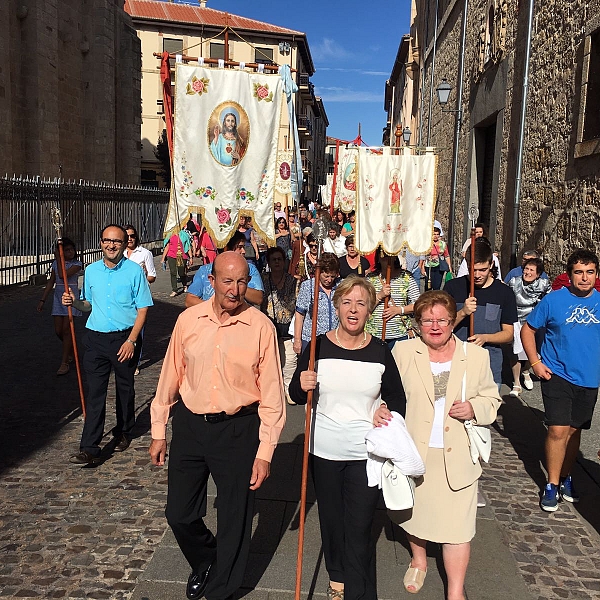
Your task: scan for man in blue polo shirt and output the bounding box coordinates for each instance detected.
[63,224,153,464]
[522,249,600,512]
[185,231,264,308]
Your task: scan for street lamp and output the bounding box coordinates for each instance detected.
[436,78,452,106]
[402,126,411,145]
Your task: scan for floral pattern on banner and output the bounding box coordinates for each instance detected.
[253,82,274,102]
[186,76,210,96]
[195,186,217,201]
[259,169,271,200]
[215,206,233,231]
[236,188,255,205]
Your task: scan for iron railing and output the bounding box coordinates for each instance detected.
[0,176,170,287]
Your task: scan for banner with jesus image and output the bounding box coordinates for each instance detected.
[356,148,437,255]
[166,64,284,246]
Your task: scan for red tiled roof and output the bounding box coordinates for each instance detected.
[124,0,304,35]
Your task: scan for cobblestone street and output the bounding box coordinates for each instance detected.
[2,261,600,599]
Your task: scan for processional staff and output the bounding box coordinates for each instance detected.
[295,218,327,600]
[51,207,86,418]
[468,206,479,337]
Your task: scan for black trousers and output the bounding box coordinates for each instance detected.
[166,403,260,600]
[310,455,380,600]
[80,329,139,456]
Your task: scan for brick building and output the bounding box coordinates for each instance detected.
[0,0,141,183]
[386,0,600,275]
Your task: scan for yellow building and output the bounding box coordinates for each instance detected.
[124,0,328,205]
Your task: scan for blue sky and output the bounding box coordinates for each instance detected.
[208,0,412,146]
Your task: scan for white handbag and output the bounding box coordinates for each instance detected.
[462,342,492,464]
[381,459,415,510]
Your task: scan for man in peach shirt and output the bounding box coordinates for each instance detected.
[149,252,285,600]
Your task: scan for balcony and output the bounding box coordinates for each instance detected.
[297,115,313,139]
[301,154,312,177]
[298,73,315,105]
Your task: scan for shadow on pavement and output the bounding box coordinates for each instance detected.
[0,291,182,475]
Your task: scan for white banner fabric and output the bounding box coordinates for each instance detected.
[167,64,284,246]
[356,148,437,255]
[275,150,294,195]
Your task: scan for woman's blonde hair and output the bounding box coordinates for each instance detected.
[413,290,457,323]
[333,275,377,313]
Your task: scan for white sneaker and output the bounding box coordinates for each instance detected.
[522,373,534,390]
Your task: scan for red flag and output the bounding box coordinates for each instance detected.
[160,52,174,160]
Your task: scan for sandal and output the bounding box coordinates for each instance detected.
[404,566,427,594]
[57,362,70,376]
[326,586,344,600]
[509,385,522,397]
[522,373,534,390]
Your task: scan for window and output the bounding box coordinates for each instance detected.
[210,43,225,60]
[583,29,600,141]
[163,38,183,57]
[254,47,274,65]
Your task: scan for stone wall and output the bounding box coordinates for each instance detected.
[413,0,600,276]
[0,0,140,184]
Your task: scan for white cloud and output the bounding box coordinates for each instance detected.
[317,67,388,76]
[315,86,382,103]
[311,38,353,62]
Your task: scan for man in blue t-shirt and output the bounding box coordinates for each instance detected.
[522,249,600,513]
[185,231,264,308]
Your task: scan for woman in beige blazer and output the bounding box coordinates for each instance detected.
[391,290,501,599]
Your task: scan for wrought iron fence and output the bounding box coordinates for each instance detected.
[0,176,170,287]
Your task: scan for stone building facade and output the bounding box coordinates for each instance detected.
[386,0,600,275]
[124,0,328,205]
[0,0,141,184]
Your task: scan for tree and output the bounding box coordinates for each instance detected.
[154,129,171,188]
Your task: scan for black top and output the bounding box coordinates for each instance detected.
[339,255,371,279]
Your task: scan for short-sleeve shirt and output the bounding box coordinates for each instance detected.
[527,287,600,388]
[81,257,153,332]
[188,261,264,301]
[366,272,420,339]
[126,246,156,278]
[444,275,517,383]
[295,278,339,342]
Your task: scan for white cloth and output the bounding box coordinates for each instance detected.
[457,254,502,280]
[364,411,425,488]
[168,64,284,245]
[356,148,436,255]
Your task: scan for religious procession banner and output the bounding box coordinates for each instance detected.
[275,150,293,195]
[166,64,284,246]
[334,147,358,213]
[319,173,334,208]
[356,148,437,255]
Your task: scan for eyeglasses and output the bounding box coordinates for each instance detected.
[420,319,452,327]
[101,238,125,245]
[127,234,137,239]
[309,244,318,248]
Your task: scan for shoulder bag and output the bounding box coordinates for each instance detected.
[381,459,415,510]
[462,342,492,463]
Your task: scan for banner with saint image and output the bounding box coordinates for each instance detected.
[166,64,284,246]
[356,148,437,255]
[333,147,358,213]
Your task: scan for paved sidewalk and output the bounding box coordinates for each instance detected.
[1,258,600,599]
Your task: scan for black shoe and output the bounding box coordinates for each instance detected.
[186,565,211,600]
[69,450,101,465]
[113,434,131,452]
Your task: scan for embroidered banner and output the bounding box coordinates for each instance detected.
[356,148,437,255]
[275,150,293,195]
[333,147,358,213]
[166,64,284,246]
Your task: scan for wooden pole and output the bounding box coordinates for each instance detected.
[295,244,323,600]
[469,227,476,337]
[224,17,229,63]
[153,52,294,72]
[52,214,86,419]
[382,125,403,341]
[329,140,340,218]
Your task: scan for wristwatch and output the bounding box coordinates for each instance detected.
[126,339,137,347]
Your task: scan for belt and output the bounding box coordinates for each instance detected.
[203,402,259,424]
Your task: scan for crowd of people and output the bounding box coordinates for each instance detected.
[41,207,600,600]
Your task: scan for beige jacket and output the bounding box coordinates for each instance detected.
[392,336,501,490]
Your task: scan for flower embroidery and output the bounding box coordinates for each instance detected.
[236,188,255,204]
[186,76,210,96]
[194,186,217,200]
[253,82,273,102]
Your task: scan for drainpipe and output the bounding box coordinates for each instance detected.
[447,0,469,259]
[426,0,439,145]
[511,0,535,267]
[417,0,432,147]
